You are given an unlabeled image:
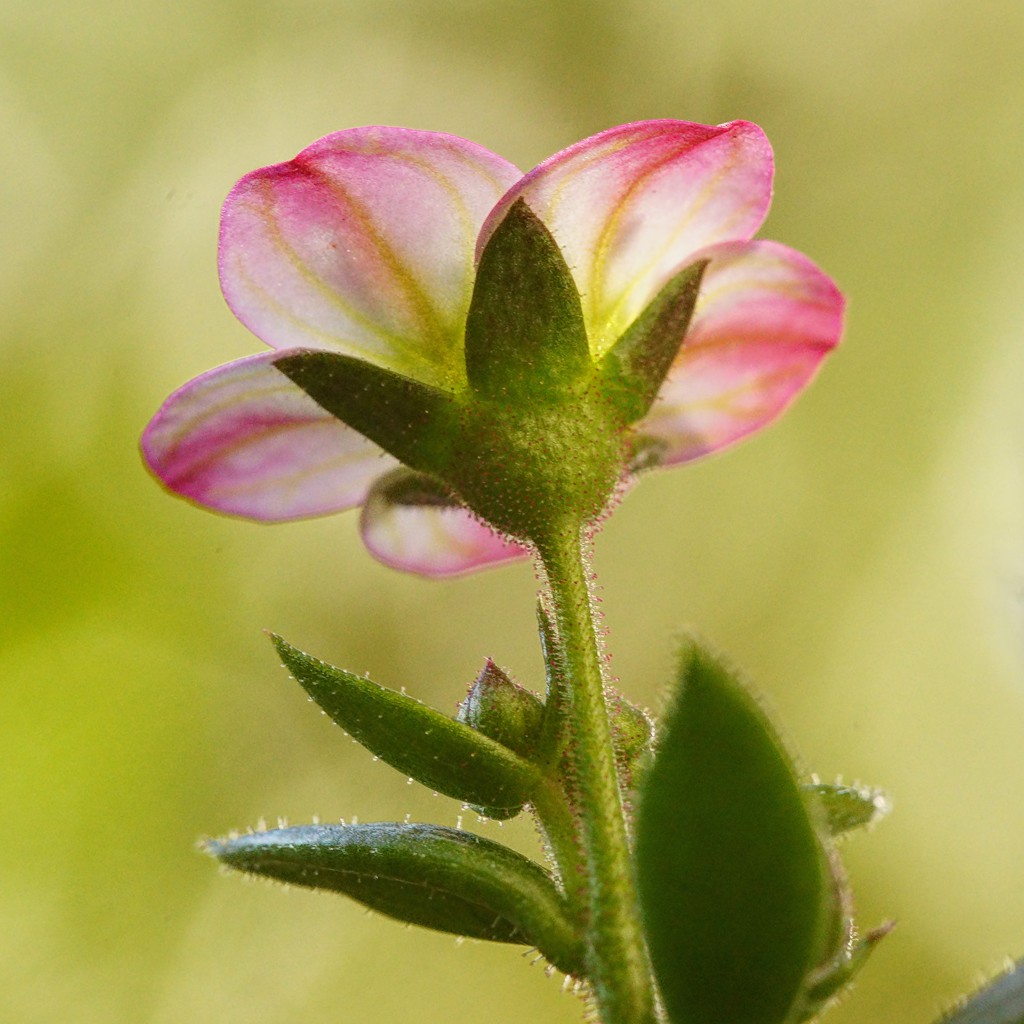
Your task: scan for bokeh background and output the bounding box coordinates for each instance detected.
[3,1,1024,1021]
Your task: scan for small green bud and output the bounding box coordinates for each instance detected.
[458,660,544,760]
[607,690,654,785]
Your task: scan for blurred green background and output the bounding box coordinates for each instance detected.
[3,1,1024,1021]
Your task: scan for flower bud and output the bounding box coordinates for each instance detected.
[607,691,655,787]
[458,660,544,760]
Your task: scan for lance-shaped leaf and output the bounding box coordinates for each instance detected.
[636,640,835,1024]
[804,780,891,839]
[598,259,708,424]
[936,960,1024,1024]
[273,350,458,477]
[273,635,542,819]
[207,822,585,975]
[464,198,591,402]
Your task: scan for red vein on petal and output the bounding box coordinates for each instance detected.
[249,175,440,378]
[164,415,380,502]
[295,158,457,370]
[587,132,755,352]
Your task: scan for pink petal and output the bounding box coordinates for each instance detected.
[141,351,396,521]
[220,127,522,388]
[641,240,844,464]
[360,480,530,578]
[479,120,773,357]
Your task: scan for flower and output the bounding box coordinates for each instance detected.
[142,121,843,577]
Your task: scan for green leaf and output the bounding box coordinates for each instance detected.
[273,350,457,476]
[273,634,543,819]
[937,960,1024,1024]
[207,822,585,975]
[464,198,591,402]
[804,780,891,839]
[635,640,834,1024]
[599,259,707,424]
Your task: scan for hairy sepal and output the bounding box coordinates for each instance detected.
[464,198,590,403]
[273,350,457,478]
[598,259,707,424]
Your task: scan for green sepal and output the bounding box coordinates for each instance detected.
[598,259,708,424]
[457,659,544,760]
[804,780,891,839]
[272,634,542,819]
[440,200,627,542]
[464,198,590,402]
[635,639,835,1024]
[273,350,457,477]
[206,822,585,975]
[936,958,1024,1024]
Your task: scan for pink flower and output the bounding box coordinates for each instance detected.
[142,121,843,577]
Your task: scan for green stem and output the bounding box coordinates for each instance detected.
[530,778,587,912]
[537,521,656,1024]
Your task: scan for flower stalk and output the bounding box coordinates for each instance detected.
[538,520,656,1024]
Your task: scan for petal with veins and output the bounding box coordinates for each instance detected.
[642,240,844,465]
[220,127,522,388]
[480,120,773,357]
[141,352,396,521]
[360,475,530,577]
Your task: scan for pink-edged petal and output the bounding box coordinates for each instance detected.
[220,127,522,387]
[141,351,396,521]
[479,120,773,357]
[360,484,530,578]
[642,240,844,464]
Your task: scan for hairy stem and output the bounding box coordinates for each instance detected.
[537,522,656,1024]
[530,778,587,912]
